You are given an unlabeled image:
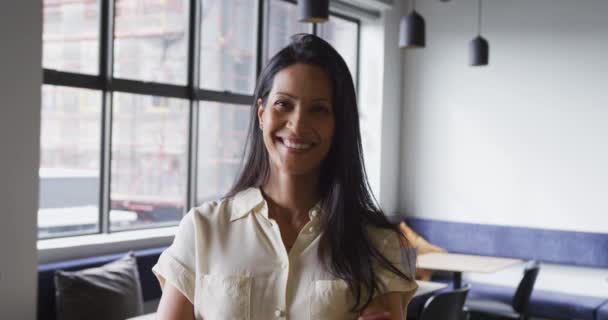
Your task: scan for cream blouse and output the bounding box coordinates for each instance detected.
[152,187,417,320]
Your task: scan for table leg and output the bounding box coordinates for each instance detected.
[453,271,462,289]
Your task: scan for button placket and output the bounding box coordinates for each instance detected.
[309,209,319,219]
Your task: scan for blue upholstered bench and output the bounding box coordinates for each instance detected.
[402,217,608,320]
[37,247,166,320]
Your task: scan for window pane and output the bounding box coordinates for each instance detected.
[267,0,312,60]
[199,0,258,94]
[318,16,359,83]
[197,102,250,204]
[114,0,189,85]
[111,93,189,231]
[39,86,102,238]
[43,0,100,74]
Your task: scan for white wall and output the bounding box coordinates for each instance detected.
[399,0,608,233]
[0,1,42,318]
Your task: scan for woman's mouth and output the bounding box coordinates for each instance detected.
[276,137,313,152]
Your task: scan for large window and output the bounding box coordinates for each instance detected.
[266,0,312,60]
[318,14,359,85]
[40,0,360,239]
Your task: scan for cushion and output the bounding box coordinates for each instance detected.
[398,222,447,280]
[54,252,144,320]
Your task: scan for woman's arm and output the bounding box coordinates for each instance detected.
[358,292,405,320]
[156,282,195,320]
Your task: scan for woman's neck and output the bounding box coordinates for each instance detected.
[262,169,320,216]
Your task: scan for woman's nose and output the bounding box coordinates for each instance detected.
[286,108,309,134]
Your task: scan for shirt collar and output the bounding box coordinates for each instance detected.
[229,187,324,223]
[230,187,266,222]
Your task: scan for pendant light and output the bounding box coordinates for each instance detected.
[299,0,329,23]
[470,0,489,66]
[399,0,426,49]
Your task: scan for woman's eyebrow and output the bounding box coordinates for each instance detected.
[275,92,296,99]
[275,92,330,103]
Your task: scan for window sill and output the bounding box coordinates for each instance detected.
[37,227,177,264]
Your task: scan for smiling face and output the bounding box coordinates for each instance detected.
[257,63,335,177]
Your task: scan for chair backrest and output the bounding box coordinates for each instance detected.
[419,285,470,320]
[512,260,540,314]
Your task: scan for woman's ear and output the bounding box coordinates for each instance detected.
[257,98,264,128]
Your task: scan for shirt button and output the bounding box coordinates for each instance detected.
[274,308,285,317]
[310,210,318,218]
[308,226,315,233]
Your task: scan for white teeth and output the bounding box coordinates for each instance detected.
[282,139,312,150]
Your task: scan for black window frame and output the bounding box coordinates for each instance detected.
[40,0,361,240]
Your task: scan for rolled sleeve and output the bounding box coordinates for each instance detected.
[152,210,197,304]
[373,230,419,306]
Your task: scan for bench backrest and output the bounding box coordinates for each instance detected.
[402,217,608,268]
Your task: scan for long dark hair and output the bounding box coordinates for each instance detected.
[227,34,411,311]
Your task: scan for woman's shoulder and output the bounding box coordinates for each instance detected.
[188,197,233,223]
[365,224,400,242]
[188,187,262,224]
[188,198,224,220]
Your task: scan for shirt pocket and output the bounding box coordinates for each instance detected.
[309,280,358,320]
[197,274,252,320]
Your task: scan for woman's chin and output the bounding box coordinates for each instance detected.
[275,163,321,177]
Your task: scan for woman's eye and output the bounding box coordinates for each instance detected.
[274,100,290,109]
[312,105,330,114]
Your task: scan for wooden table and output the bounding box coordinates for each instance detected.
[417,252,523,289]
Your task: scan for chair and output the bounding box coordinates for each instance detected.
[464,261,540,320]
[418,284,470,320]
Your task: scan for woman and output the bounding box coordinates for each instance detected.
[153,34,417,320]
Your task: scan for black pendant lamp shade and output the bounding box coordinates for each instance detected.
[299,0,329,23]
[470,36,489,66]
[470,0,489,66]
[399,9,426,48]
